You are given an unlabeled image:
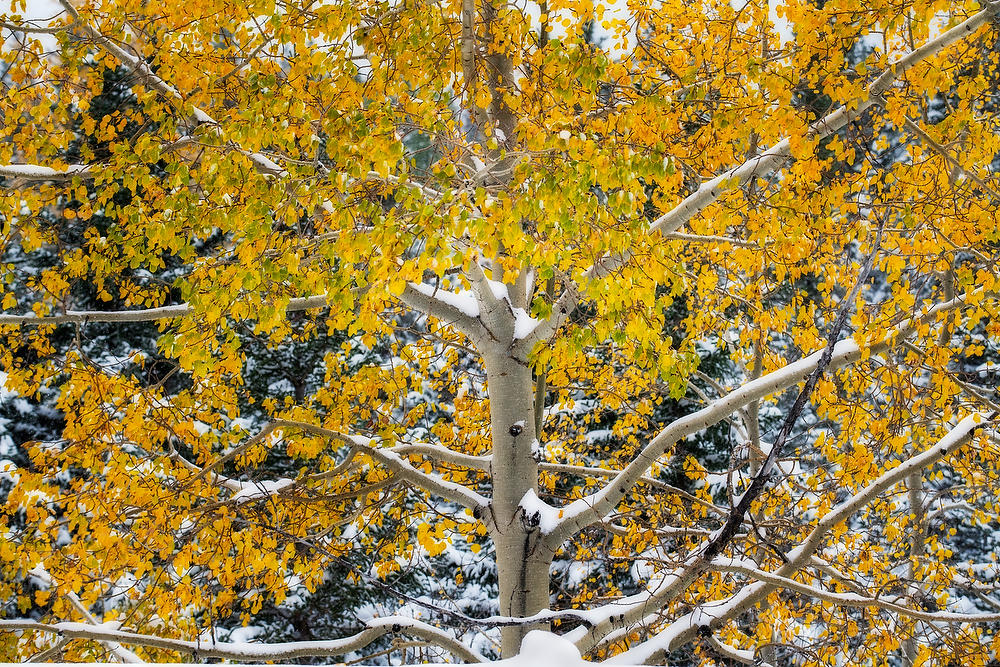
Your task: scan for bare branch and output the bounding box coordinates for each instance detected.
[391,443,490,471]
[538,462,726,515]
[712,559,1000,624]
[0,616,485,663]
[594,413,990,662]
[0,294,330,326]
[545,288,981,546]
[272,419,489,511]
[1,18,75,35]
[662,231,760,248]
[527,3,1000,348]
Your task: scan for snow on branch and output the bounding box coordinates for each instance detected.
[596,413,991,663]
[271,419,489,512]
[544,288,982,546]
[26,565,142,664]
[399,282,487,339]
[174,450,297,505]
[526,3,1000,350]
[0,615,485,663]
[0,163,92,181]
[704,634,755,665]
[178,427,487,507]
[0,138,194,188]
[0,293,330,326]
[711,558,1000,624]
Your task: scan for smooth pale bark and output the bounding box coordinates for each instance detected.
[0,294,330,325]
[0,617,485,663]
[601,414,986,664]
[902,470,926,666]
[483,343,553,657]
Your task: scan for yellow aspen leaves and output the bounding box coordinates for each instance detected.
[0,0,999,664]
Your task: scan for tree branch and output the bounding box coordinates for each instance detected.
[1,18,76,34]
[271,420,489,511]
[0,294,330,326]
[525,3,1000,349]
[538,462,726,515]
[705,633,755,665]
[0,616,485,663]
[890,108,1000,199]
[662,231,760,248]
[596,412,991,662]
[398,282,486,339]
[545,288,980,547]
[711,559,1000,624]
[649,4,999,237]
[55,0,284,177]
[390,443,490,471]
[0,163,92,181]
[27,565,142,664]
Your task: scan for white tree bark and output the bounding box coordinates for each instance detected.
[0,616,485,662]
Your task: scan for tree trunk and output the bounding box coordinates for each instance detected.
[902,470,926,666]
[483,350,553,657]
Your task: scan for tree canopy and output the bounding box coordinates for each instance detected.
[2,0,1000,664]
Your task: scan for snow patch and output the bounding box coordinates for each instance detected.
[0,459,18,484]
[411,282,481,318]
[518,630,583,665]
[513,307,540,339]
[519,489,561,534]
[226,625,265,643]
[411,281,541,340]
[231,478,294,504]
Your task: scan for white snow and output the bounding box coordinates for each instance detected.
[411,280,541,340]
[0,459,17,483]
[512,307,541,339]
[28,563,53,589]
[564,561,597,589]
[485,279,509,301]
[518,489,561,534]
[230,478,294,504]
[411,282,482,318]
[516,630,584,664]
[225,625,265,643]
